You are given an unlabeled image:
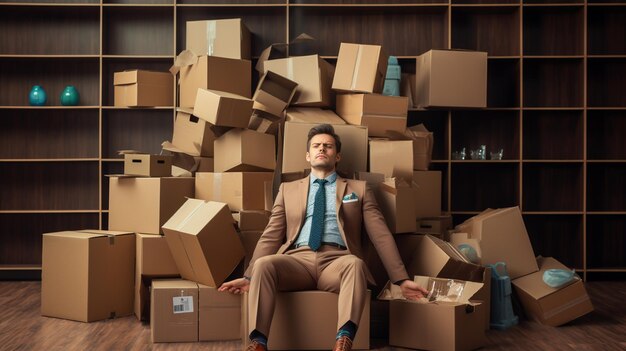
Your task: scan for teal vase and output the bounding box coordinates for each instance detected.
[29,85,47,106]
[60,85,80,106]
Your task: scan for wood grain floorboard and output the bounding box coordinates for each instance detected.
[0,281,624,351]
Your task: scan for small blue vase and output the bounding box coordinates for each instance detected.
[29,85,47,106]
[60,85,80,106]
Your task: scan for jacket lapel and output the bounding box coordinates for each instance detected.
[297,176,310,230]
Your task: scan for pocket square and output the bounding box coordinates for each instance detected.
[342,192,359,203]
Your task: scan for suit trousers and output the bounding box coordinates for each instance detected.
[247,245,368,337]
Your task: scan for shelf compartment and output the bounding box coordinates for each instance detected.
[0,109,99,159]
[588,110,626,160]
[588,6,626,55]
[487,58,520,108]
[101,109,173,159]
[451,110,520,160]
[0,162,99,211]
[176,6,286,58]
[0,213,100,265]
[178,0,285,4]
[0,57,99,106]
[588,58,626,108]
[0,6,99,55]
[523,214,583,268]
[102,57,174,107]
[105,0,173,4]
[291,0,448,3]
[103,6,173,56]
[587,163,626,211]
[407,110,448,161]
[587,215,626,269]
[522,58,583,108]
[451,7,520,56]
[523,6,583,56]
[101,161,124,210]
[451,162,519,211]
[522,109,583,160]
[522,162,582,211]
[288,6,448,56]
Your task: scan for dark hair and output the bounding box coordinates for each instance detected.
[307,124,342,153]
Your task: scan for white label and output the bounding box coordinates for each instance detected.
[172,296,194,314]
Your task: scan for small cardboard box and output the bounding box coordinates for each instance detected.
[199,285,242,341]
[253,70,298,117]
[369,139,414,184]
[248,110,282,135]
[285,107,346,124]
[134,233,180,321]
[194,89,253,128]
[238,230,262,269]
[151,279,199,343]
[178,54,251,108]
[233,210,271,231]
[377,178,417,234]
[405,124,433,171]
[41,230,135,323]
[161,141,213,177]
[171,108,227,157]
[455,206,539,280]
[214,129,276,172]
[186,18,251,60]
[113,70,173,107]
[414,49,487,108]
[162,199,244,287]
[413,171,442,219]
[512,257,593,326]
[416,215,452,237]
[123,153,172,177]
[332,43,388,94]
[195,172,274,211]
[109,177,194,235]
[264,55,334,107]
[336,93,408,137]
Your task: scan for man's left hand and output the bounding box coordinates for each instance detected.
[399,280,429,301]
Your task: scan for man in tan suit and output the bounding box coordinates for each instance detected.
[220,124,427,351]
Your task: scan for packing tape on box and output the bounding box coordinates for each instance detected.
[350,45,363,91]
[287,59,294,81]
[213,173,222,201]
[206,21,216,56]
[175,200,208,231]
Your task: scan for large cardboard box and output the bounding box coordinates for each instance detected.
[336,93,408,137]
[238,230,262,269]
[109,177,194,235]
[332,43,387,94]
[123,153,172,177]
[413,171,442,218]
[369,139,413,183]
[248,110,282,135]
[195,172,274,211]
[377,178,417,234]
[114,70,173,107]
[416,215,452,237]
[285,107,345,124]
[162,199,245,287]
[194,89,253,128]
[214,129,276,172]
[253,70,298,117]
[404,124,434,171]
[151,279,199,343]
[414,49,487,108]
[199,285,242,341]
[455,206,539,280]
[233,210,271,231]
[135,233,180,321]
[179,55,251,108]
[162,141,214,176]
[264,55,334,107]
[512,257,593,326]
[41,230,135,322]
[282,121,367,177]
[171,108,227,157]
[186,19,251,60]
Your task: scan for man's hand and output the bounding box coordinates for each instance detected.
[399,279,429,301]
[218,277,250,295]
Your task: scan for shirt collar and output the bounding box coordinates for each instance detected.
[310,172,337,185]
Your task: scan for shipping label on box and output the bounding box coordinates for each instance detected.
[114,70,173,107]
[123,153,172,177]
[151,279,199,343]
[186,19,251,60]
[336,93,408,137]
[332,43,388,94]
[194,89,253,128]
[253,70,298,117]
[196,172,274,212]
[214,129,276,172]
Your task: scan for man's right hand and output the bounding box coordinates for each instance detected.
[218,277,250,295]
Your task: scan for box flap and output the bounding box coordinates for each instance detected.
[162,199,228,235]
[255,33,315,73]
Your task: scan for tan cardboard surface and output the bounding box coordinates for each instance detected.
[186,19,251,60]
[369,140,413,183]
[213,129,276,172]
[233,210,271,231]
[405,123,433,171]
[113,70,173,107]
[332,43,387,94]
[413,171,442,218]
[171,109,225,157]
[151,279,199,343]
[198,285,242,341]
[124,154,172,177]
[238,231,262,270]
[416,215,452,236]
[194,89,253,128]
[285,107,345,124]
[195,172,273,211]
[377,179,417,234]
[253,70,298,117]
[336,93,408,137]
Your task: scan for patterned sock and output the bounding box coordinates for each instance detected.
[249,329,268,347]
[336,320,357,340]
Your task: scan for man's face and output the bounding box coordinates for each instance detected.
[306,133,341,171]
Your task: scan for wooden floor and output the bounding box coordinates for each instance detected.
[1,281,625,351]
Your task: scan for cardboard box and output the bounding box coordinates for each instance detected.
[113,70,173,107]
[405,124,433,171]
[413,170,442,218]
[377,178,417,234]
[282,121,367,177]
[369,139,414,183]
[248,110,282,135]
[134,233,180,321]
[336,93,408,137]
[512,257,593,326]
[238,230,262,269]
[199,285,242,341]
[233,210,271,231]
[41,230,135,322]
[195,172,274,211]
[253,70,298,117]
[214,129,276,172]
[414,50,487,108]
[179,54,251,108]
[285,107,345,124]
[151,279,199,343]
[170,108,227,157]
[193,89,253,128]
[123,153,172,177]
[332,43,387,94]
[186,19,251,60]
[416,215,452,237]
[162,199,244,287]
[455,206,539,280]
[264,55,334,107]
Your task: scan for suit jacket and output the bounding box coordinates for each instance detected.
[244,175,409,285]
